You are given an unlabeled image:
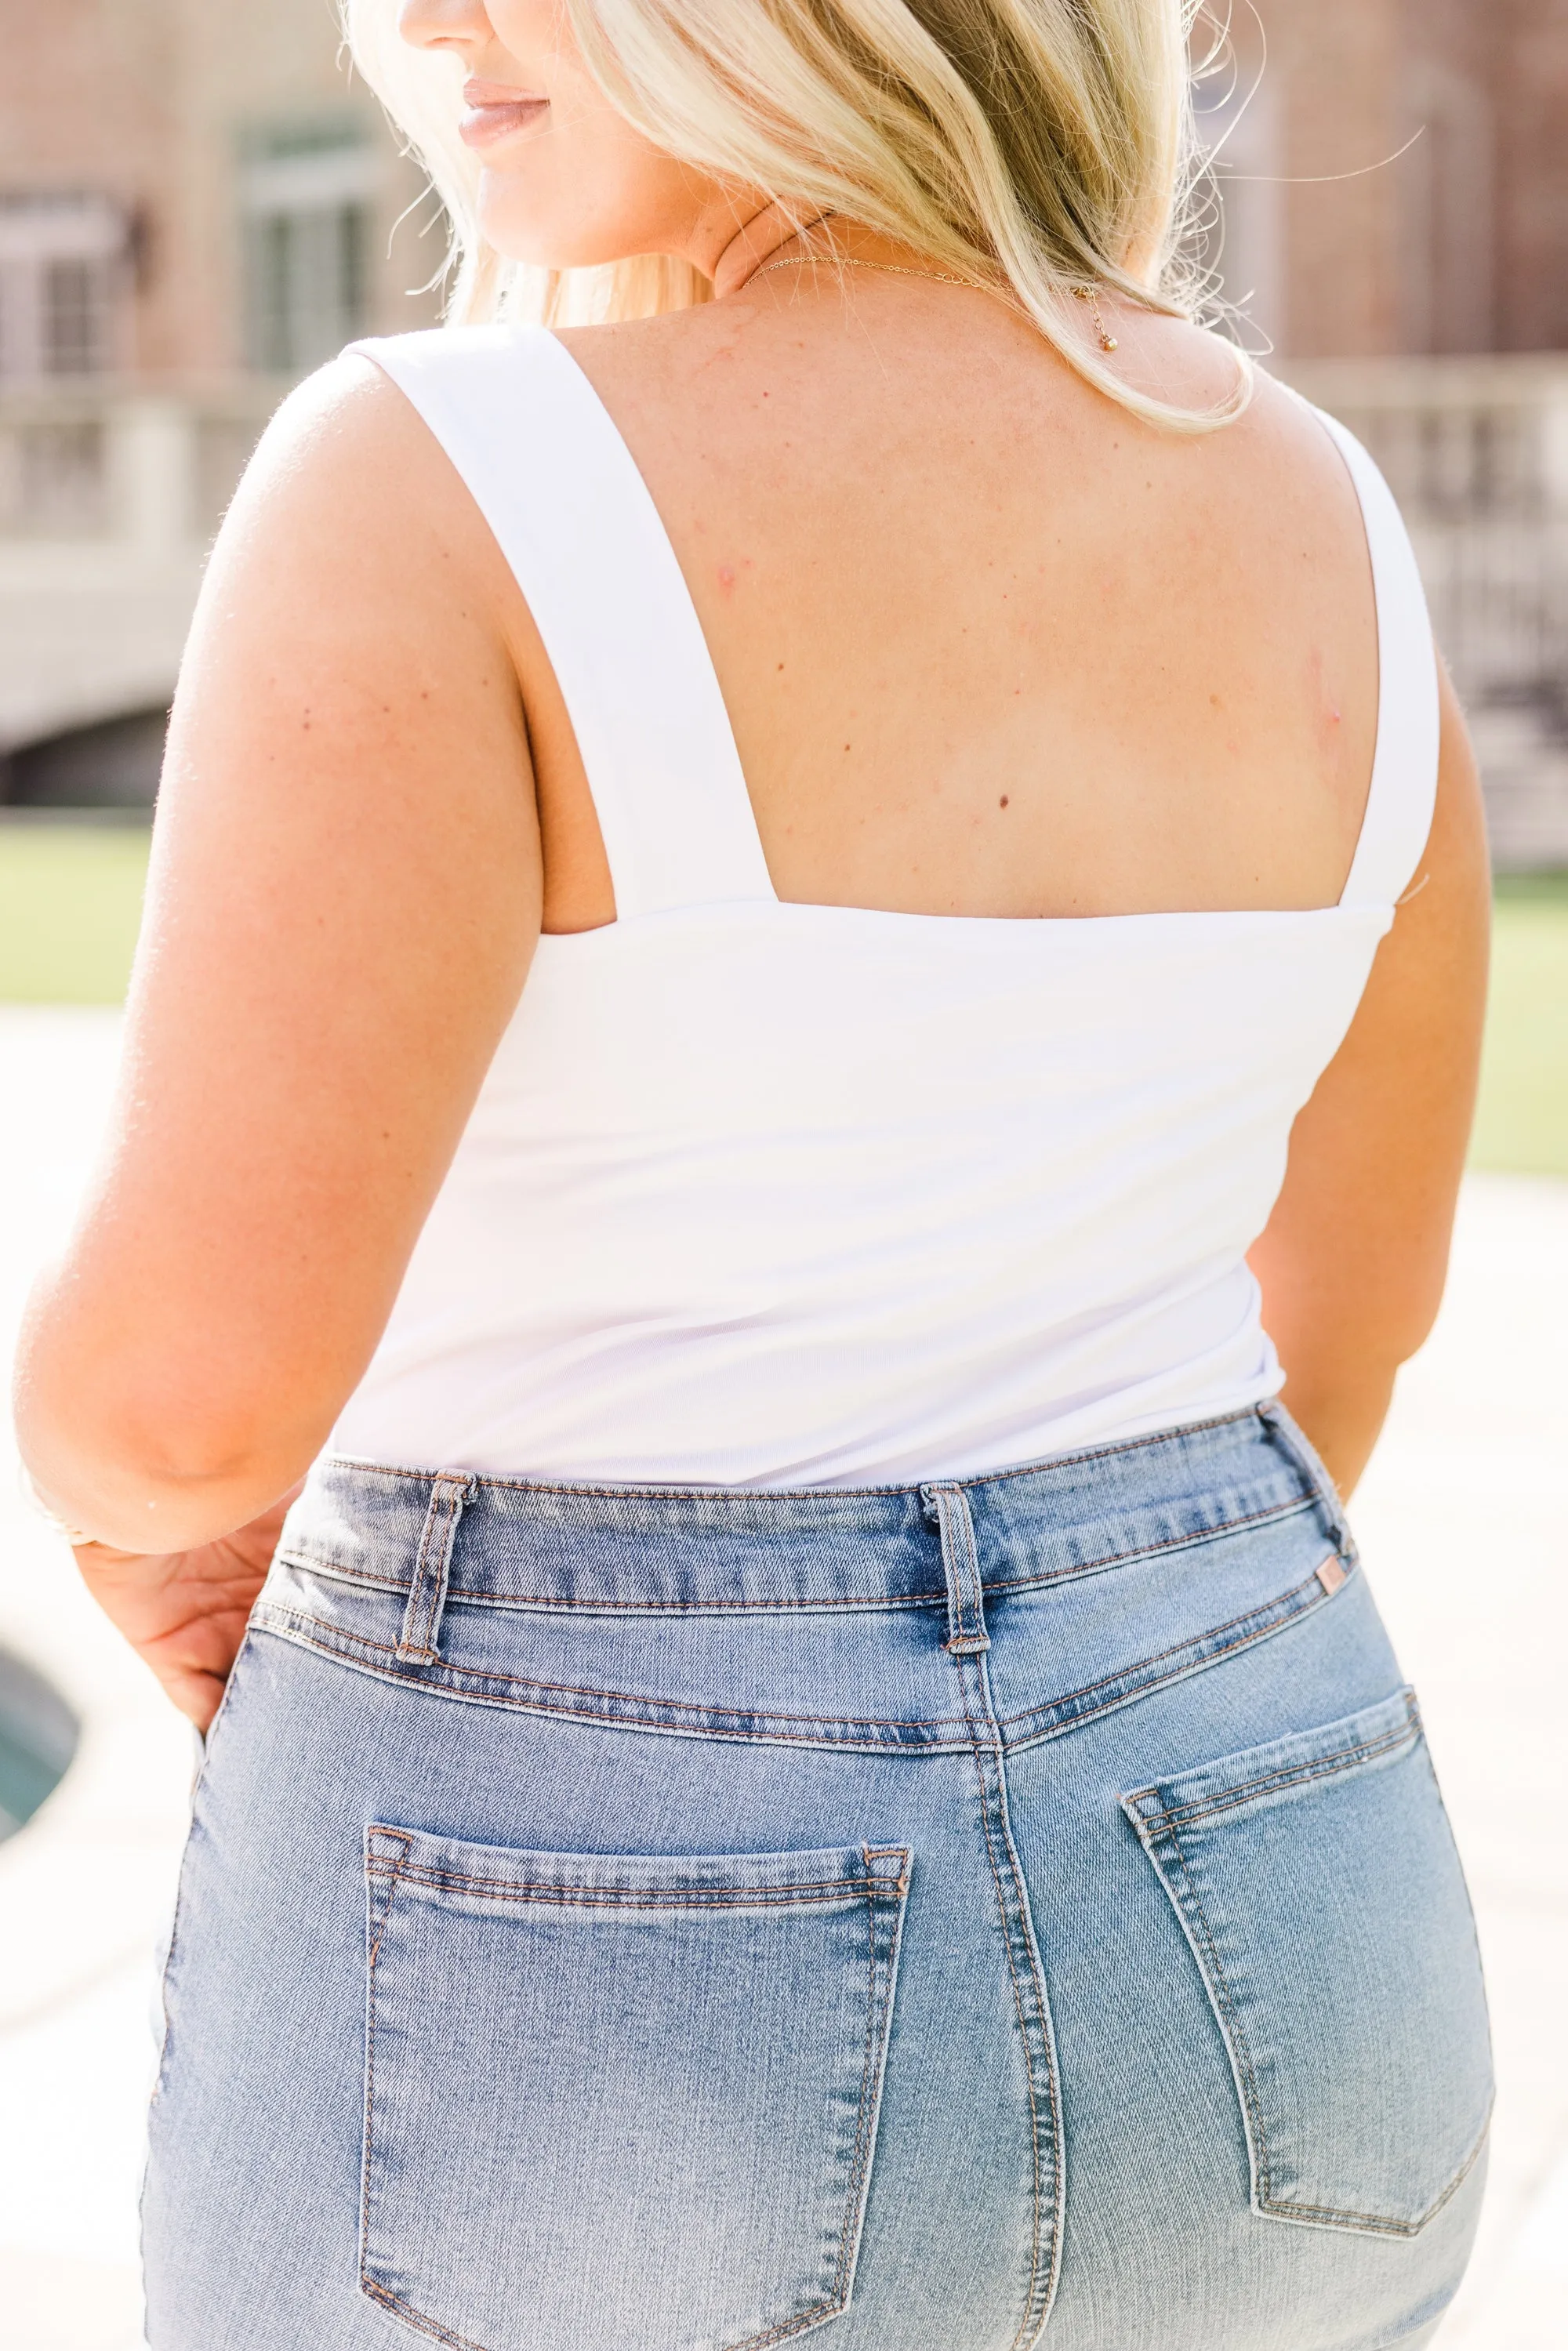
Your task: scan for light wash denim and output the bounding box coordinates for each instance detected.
[142,1404,1491,2351]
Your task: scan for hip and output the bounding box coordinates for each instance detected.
[143,1404,1490,2351]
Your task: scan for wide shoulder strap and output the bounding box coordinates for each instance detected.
[348,327,775,920]
[1306,404,1442,909]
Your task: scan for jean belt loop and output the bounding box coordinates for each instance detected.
[396,1471,477,1665]
[920,1482,991,1656]
[1257,1401,1358,1566]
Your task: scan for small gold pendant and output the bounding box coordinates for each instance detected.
[1073,284,1119,353]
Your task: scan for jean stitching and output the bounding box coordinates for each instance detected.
[1009,1559,1348,1729]
[358,1852,909,2351]
[256,1602,971,1736]
[256,1616,971,1751]
[829,1858,898,2307]
[1127,1702,1420,1830]
[411,1496,448,1655]
[402,1502,440,1660]
[977,1649,1065,2348]
[981,1495,1314,1596]
[956,1656,1051,2350]
[999,1559,1346,1750]
[361,1834,413,2320]
[1143,1795,1493,2238]
[720,2295,839,2349]
[324,1408,1264,1506]
[927,1484,991,1654]
[364,1868,883,1909]
[278,1495,1316,1645]
[1258,1402,1357,1565]
[840,1869,880,2305]
[1160,1807,1275,2205]
[277,1486,1312,1616]
[361,2279,487,2351]
[397,1477,470,1664]
[253,1564,1339,1754]
[278,1551,949,1611]
[1258,2111,1492,2236]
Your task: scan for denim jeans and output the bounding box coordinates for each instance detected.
[142,1405,1490,2350]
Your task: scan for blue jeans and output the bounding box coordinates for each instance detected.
[143,1405,1490,2350]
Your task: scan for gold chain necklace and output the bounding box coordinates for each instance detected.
[1072,283,1119,352]
[750,250,972,290]
[749,246,1120,353]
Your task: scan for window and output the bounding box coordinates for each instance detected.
[0,194,129,380]
[241,127,376,373]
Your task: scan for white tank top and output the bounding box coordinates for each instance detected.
[329,326,1439,1488]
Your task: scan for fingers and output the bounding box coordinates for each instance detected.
[154,1658,227,1733]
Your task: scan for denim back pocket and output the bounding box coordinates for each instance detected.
[361,1825,909,2351]
[1121,1689,1491,2237]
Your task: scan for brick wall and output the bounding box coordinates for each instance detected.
[1250,0,1568,357]
[1265,0,1404,357]
[0,0,435,383]
[1494,0,1568,350]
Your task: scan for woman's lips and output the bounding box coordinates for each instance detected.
[459,85,549,149]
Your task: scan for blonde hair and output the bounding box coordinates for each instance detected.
[344,0,1247,430]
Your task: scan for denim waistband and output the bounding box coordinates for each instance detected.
[277,1404,1349,1619]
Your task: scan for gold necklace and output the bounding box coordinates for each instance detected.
[750,250,974,290]
[750,246,1120,352]
[1073,284,1119,352]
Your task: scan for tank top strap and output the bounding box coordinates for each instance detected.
[348,327,776,921]
[1303,402,1442,909]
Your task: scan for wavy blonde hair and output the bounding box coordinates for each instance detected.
[343,0,1247,430]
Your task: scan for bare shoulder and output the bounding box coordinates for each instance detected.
[169,347,536,871]
[1105,314,1372,524]
[215,352,521,634]
[236,353,460,523]
[1226,357,1376,522]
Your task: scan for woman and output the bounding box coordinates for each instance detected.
[15,1,1493,2345]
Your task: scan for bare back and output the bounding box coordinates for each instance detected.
[520,288,1380,931]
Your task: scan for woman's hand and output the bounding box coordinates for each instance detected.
[71,1488,299,1733]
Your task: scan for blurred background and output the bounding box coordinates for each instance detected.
[1,4,1565,2348]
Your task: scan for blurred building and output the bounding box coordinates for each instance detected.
[1197,1,1568,866]
[1203,0,1568,361]
[4,0,1568,859]
[0,0,435,807]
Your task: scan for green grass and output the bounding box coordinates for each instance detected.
[2,823,1566,1175]
[0,822,151,1005]
[1471,873,1568,1177]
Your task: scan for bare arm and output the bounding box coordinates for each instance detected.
[13,359,542,1555]
[1249,661,1490,1497]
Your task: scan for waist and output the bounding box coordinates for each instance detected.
[279,1403,1345,1620]
[260,1406,1356,1754]
[331,1259,1281,1487]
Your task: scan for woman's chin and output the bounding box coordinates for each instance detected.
[473,188,559,270]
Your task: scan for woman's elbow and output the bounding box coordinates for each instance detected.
[14,1326,326,1551]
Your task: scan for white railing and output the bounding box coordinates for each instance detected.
[0,380,281,549]
[0,382,284,756]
